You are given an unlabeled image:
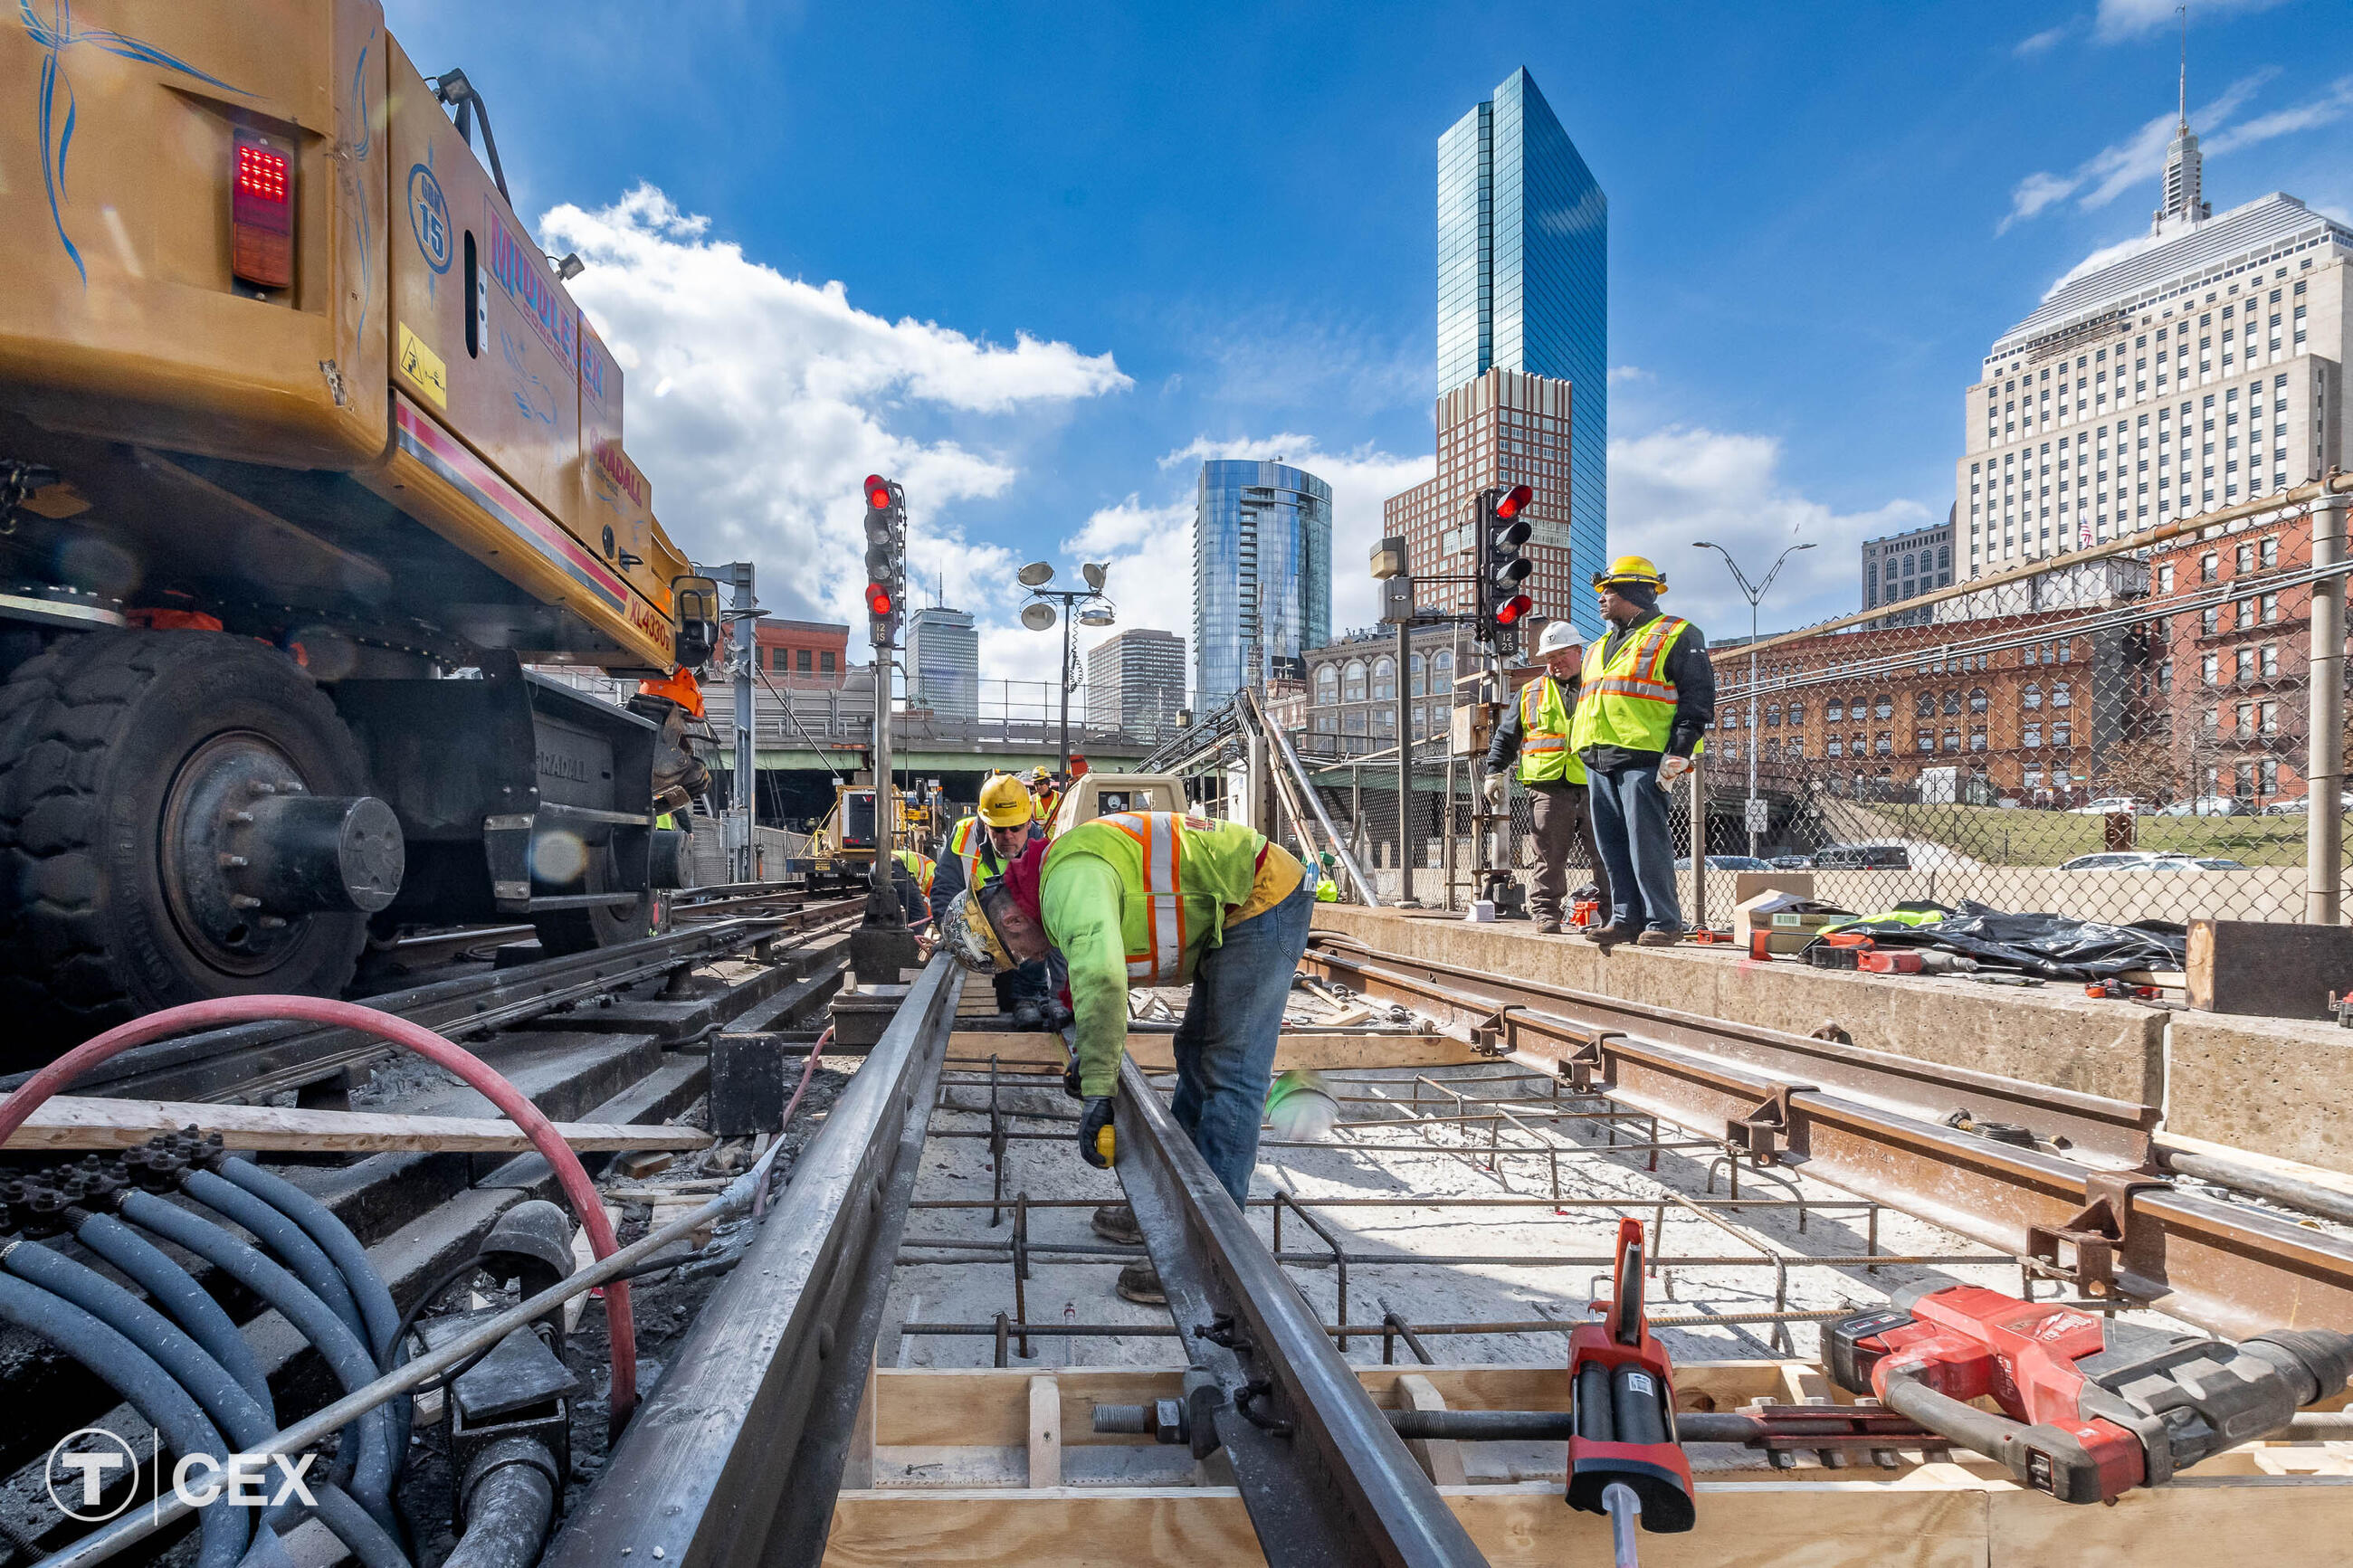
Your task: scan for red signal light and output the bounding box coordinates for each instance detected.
[1495,594,1534,626]
[230,131,293,290]
[1495,484,1536,520]
[864,582,894,616]
[864,475,893,509]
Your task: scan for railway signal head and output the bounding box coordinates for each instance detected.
[1480,484,1537,642]
[862,474,905,645]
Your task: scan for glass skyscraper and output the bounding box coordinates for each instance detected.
[1437,68,1607,634]
[1193,460,1331,707]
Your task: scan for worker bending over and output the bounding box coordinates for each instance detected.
[940,811,1313,1303]
[930,774,1056,1017]
[1570,556,1715,945]
[891,845,935,929]
[1481,620,1612,934]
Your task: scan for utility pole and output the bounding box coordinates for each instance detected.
[1691,539,1815,858]
[718,562,759,885]
[1372,534,1418,907]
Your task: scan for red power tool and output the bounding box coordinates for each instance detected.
[1827,1283,2353,1503]
[1567,1218,1694,1564]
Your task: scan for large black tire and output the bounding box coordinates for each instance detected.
[0,631,372,1060]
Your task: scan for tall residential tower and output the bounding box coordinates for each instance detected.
[1435,68,1606,632]
[1192,460,1331,707]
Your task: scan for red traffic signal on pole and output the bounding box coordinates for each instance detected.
[864,582,895,616]
[862,474,906,643]
[864,473,893,510]
[1495,483,1535,520]
[1494,592,1534,626]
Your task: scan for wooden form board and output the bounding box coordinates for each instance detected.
[946,1031,1483,1075]
[834,1363,2353,1566]
[0,1094,714,1154]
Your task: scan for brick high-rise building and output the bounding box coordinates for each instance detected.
[1384,367,1576,629]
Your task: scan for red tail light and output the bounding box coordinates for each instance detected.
[231,130,293,290]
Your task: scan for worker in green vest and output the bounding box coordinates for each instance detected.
[1568,556,1716,946]
[1481,620,1612,934]
[938,811,1313,1304]
[929,774,1056,1017]
[891,846,935,927]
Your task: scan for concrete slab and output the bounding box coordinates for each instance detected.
[2167,1012,2353,1175]
[1314,906,2168,1105]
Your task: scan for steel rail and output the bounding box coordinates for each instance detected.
[1302,937,2157,1161]
[0,913,851,1105]
[538,954,965,1568]
[1111,1052,1488,1568]
[1302,938,2353,1340]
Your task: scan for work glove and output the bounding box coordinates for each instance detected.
[1656,755,1692,788]
[1482,774,1508,809]
[1079,1096,1116,1168]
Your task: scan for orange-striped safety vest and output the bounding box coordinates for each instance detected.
[1568,616,1704,756]
[1516,676,1588,785]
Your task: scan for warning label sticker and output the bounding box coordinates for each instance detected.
[396,322,449,409]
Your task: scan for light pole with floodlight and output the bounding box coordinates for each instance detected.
[1017,561,1115,774]
[1691,539,1815,858]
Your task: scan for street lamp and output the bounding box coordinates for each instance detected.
[1017,562,1115,774]
[1691,539,1815,859]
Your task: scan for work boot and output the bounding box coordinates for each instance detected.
[1091,1202,1144,1246]
[1115,1261,1167,1306]
[1585,924,1635,946]
[1636,927,1683,947]
[1532,918,1564,936]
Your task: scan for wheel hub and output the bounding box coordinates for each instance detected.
[160,732,404,975]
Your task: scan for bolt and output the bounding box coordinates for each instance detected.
[249,781,278,796]
[230,894,261,909]
[218,854,250,870]
[229,811,254,825]
[258,916,287,929]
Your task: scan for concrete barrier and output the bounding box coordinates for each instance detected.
[2165,1013,2353,1174]
[1311,905,2167,1105]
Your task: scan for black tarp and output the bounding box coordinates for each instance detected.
[1825,900,2187,981]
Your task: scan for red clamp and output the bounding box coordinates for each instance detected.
[1567,1218,1696,1535]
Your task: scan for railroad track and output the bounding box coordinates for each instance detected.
[11,914,2352,1568]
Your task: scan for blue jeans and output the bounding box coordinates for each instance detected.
[1167,876,1316,1205]
[1586,761,1682,932]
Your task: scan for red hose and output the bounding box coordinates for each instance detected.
[755,1025,833,1220]
[0,995,641,1432]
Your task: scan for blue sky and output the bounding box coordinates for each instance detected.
[386,0,2353,692]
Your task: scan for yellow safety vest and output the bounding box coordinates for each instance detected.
[948,816,1002,893]
[1516,676,1589,786]
[894,849,935,897]
[1043,813,1267,986]
[1567,616,1704,757]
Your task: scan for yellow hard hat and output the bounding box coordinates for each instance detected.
[1592,555,1667,593]
[977,774,1034,828]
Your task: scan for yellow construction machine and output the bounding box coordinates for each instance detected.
[0,2,724,1056]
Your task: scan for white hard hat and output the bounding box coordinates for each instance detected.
[1536,622,1586,656]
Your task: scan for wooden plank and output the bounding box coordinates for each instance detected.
[871,1363,1802,1449]
[1027,1376,1061,1488]
[2186,917,2353,1019]
[1394,1373,1466,1486]
[947,1031,1481,1074]
[0,1094,714,1154]
[1986,1473,2353,1566]
[822,1482,1993,1568]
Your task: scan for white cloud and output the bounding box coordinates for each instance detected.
[1606,365,1653,385]
[2094,0,2296,43]
[537,184,1130,633]
[2205,74,2353,154]
[2015,24,2072,56]
[1997,71,2274,232]
[1608,426,1929,634]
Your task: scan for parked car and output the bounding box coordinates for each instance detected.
[2153,796,2250,817]
[2259,793,2353,815]
[2067,796,2146,815]
[1767,854,1813,870]
[1812,842,1911,870]
[2059,851,2244,872]
[1671,855,1776,871]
